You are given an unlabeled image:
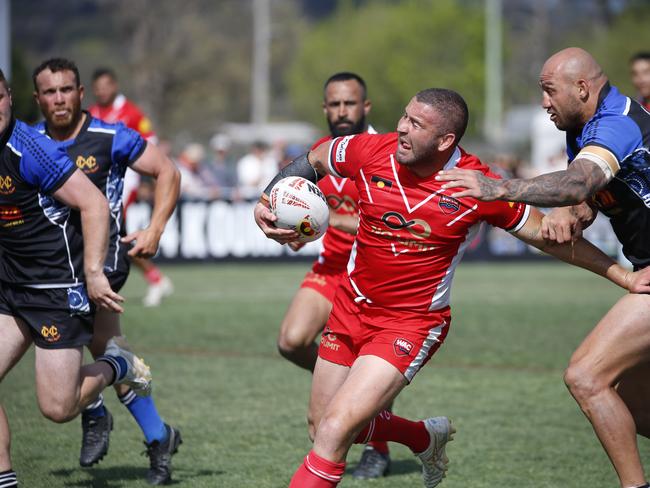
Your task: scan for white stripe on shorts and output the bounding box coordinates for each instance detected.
[404,322,447,382]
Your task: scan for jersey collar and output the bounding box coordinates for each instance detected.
[113,94,127,110]
[596,82,612,111]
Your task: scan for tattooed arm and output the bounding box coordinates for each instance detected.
[512,207,650,292]
[436,158,610,207]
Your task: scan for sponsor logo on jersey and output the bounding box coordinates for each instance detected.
[371,175,393,191]
[438,195,460,214]
[381,211,431,239]
[0,205,24,227]
[0,175,15,195]
[326,194,357,213]
[41,324,61,343]
[335,136,354,163]
[75,155,99,173]
[393,338,414,357]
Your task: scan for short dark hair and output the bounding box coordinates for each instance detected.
[92,67,117,82]
[415,88,469,142]
[630,52,650,64]
[0,68,8,92]
[324,72,367,100]
[32,58,81,90]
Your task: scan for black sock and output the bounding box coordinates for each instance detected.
[0,469,18,487]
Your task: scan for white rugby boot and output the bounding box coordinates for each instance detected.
[415,416,455,487]
[143,276,174,307]
[105,336,152,395]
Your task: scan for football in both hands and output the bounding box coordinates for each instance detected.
[269,176,329,242]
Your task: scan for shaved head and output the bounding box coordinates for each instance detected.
[542,47,605,84]
[539,48,609,131]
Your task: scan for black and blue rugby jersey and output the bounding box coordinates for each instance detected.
[0,118,81,286]
[35,112,146,274]
[566,83,650,267]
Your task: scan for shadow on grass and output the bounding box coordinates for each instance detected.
[345,457,421,478]
[51,466,225,486]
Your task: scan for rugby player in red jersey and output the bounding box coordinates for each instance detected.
[88,68,173,307]
[276,72,390,479]
[255,87,650,487]
[277,72,369,372]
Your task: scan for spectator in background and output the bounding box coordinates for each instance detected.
[206,133,238,200]
[237,140,278,199]
[630,52,650,111]
[534,146,568,177]
[88,67,173,307]
[177,143,220,200]
[279,143,307,171]
[488,153,524,179]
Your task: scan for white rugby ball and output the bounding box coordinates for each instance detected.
[269,176,329,242]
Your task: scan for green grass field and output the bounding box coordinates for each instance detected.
[4,262,649,487]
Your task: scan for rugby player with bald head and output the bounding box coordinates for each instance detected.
[438,47,650,488]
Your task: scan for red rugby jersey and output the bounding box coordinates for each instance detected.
[312,136,359,272]
[89,94,157,141]
[327,132,530,312]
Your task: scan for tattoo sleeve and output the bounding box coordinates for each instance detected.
[501,159,610,207]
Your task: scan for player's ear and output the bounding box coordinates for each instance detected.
[79,84,85,101]
[576,79,589,101]
[437,133,456,152]
[363,99,372,116]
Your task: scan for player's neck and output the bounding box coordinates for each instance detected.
[49,112,86,142]
[407,150,454,179]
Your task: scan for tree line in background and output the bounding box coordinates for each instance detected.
[9,0,650,142]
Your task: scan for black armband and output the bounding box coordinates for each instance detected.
[263,152,323,196]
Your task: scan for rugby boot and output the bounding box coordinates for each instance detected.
[143,276,174,307]
[416,416,455,488]
[105,336,152,395]
[80,408,113,467]
[144,424,182,485]
[352,445,391,479]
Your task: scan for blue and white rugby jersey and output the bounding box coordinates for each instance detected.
[35,112,146,274]
[566,83,650,268]
[0,117,82,286]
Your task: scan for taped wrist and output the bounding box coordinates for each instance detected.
[263,152,322,196]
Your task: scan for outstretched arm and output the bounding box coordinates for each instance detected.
[123,142,181,257]
[513,207,650,292]
[436,158,610,207]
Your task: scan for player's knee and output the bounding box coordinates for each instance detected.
[39,400,77,423]
[277,329,310,358]
[563,362,602,401]
[316,411,350,446]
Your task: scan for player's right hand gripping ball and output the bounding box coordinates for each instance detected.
[270,176,329,242]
